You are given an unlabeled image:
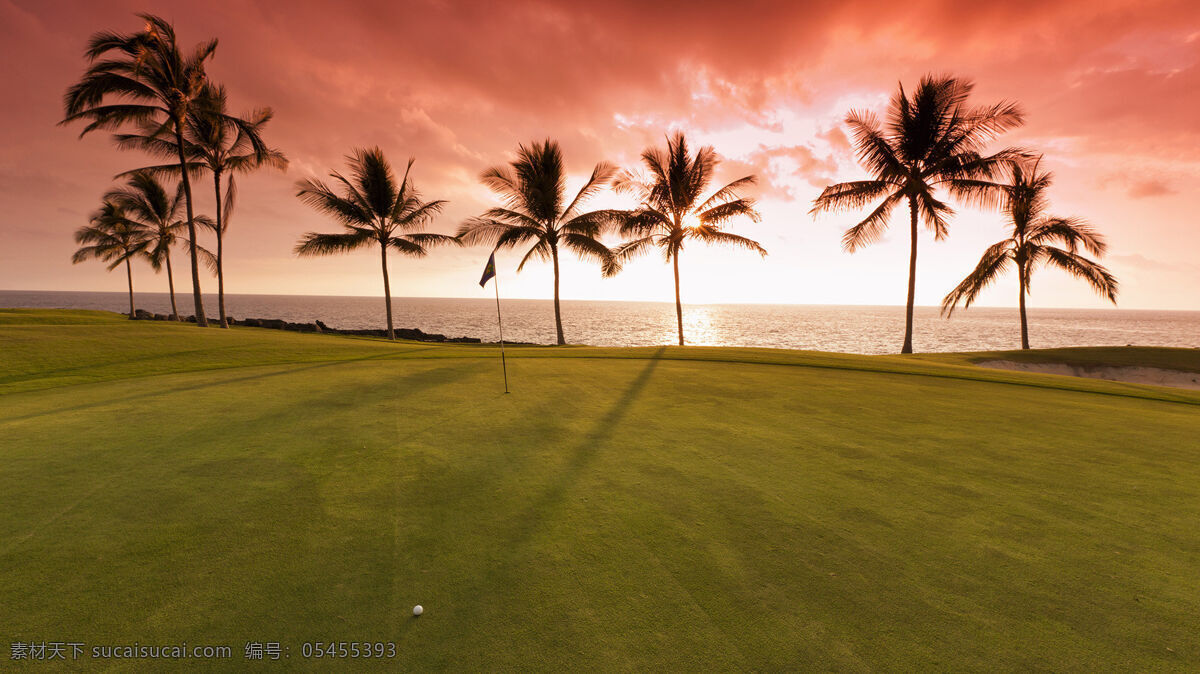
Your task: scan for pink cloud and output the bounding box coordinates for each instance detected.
[0,0,1197,309]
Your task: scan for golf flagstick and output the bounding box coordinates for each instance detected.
[479,252,508,393]
[494,270,509,394]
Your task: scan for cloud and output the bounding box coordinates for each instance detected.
[725,145,839,199]
[1126,179,1177,198]
[3,0,1199,308]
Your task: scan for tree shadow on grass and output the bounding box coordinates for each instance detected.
[467,347,667,590]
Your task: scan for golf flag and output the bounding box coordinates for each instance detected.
[479,252,497,287]
[480,252,509,393]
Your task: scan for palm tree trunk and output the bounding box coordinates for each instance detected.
[165,248,179,320]
[552,245,565,345]
[380,240,394,340]
[902,197,918,354]
[214,171,228,328]
[673,251,684,346]
[1018,262,1030,350]
[125,257,135,319]
[173,119,207,327]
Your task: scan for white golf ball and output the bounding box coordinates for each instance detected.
[413,605,423,616]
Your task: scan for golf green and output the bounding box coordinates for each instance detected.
[2,310,1197,670]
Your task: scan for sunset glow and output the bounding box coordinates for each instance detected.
[2,0,1197,310]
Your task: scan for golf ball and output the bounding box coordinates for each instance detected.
[413,605,423,616]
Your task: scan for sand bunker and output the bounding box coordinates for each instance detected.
[977,360,1200,390]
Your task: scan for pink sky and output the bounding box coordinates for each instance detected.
[1,0,1198,310]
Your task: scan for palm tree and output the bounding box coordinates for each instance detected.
[62,13,217,326]
[609,132,765,346]
[295,148,457,340]
[811,75,1026,353]
[942,157,1118,349]
[103,171,197,320]
[72,200,150,318]
[115,84,288,328]
[457,140,618,345]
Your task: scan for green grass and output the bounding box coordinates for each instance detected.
[921,345,1200,373]
[2,310,1198,670]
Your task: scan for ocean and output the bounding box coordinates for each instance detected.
[2,290,1197,354]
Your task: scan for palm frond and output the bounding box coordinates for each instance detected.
[475,207,542,230]
[609,235,661,266]
[516,239,552,272]
[698,198,761,226]
[1042,247,1119,302]
[295,177,374,227]
[456,219,542,247]
[114,161,205,180]
[916,190,954,240]
[1030,216,1106,256]
[399,232,460,249]
[689,226,767,256]
[697,175,757,213]
[560,232,613,267]
[294,231,373,257]
[842,192,902,252]
[617,207,671,237]
[811,180,893,215]
[560,209,626,237]
[561,162,616,221]
[388,237,429,258]
[611,168,651,199]
[845,110,905,179]
[393,199,447,232]
[941,241,1013,316]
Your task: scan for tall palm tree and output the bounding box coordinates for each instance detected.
[295,148,457,340]
[72,200,151,318]
[609,132,765,346]
[62,13,217,326]
[942,157,1118,349]
[103,171,196,320]
[115,83,288,328]
[457,140,618,345]
[811,75,1026,353]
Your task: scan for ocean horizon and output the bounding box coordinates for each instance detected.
[3,289,1197,354]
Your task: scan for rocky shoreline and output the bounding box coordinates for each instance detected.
[131,309,484,343]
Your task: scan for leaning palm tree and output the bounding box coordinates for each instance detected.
[72,200,151,318]
[295,148,457,340]
[609,132,765,346]
[942,157,1118,349]
[62,13,217,326]
[812,75,1026,353]
[457,140,618,345]
[115,83,288,328]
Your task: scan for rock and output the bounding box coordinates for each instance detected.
[152,313,167,321]
[186,315,197,323]
[228,315,485,343]
[134,309,153,320]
